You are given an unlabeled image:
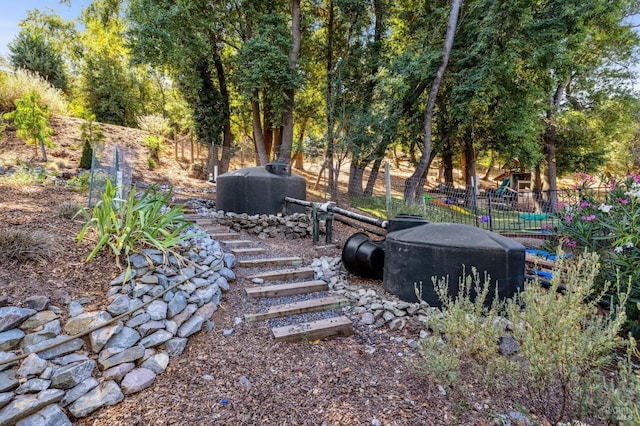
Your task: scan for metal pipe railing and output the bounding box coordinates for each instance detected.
[284,197,388,229]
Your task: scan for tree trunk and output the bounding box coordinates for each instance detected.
[404,0,462,203]
[292,117,307,170]
[325,0,338,198]
[348,161,364,197]
[278,0,301,165]
[544,80,569,212]
[483,150,495,180]
[213,50,233,174]
[364,158,383,197]
[251,93,268,166]
[39,137,47,162]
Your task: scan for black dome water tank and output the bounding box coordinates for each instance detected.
[342,232,384,279]
[386,214,430,233]
[383,223,524,306]
[217,166,306,215]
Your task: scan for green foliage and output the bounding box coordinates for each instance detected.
[556,173,640,334]
[144,135,164,161]
[0,69,67,115]
[416,253,636,424]
[0,163,48,186]
[66,171,92,192]
[78,115,104,169]
[147,157,157,170]
[137,114,170,136]
[8,31,68,92]
[76,180,194,270]
[3,90,55,159]
[351,195,426,219]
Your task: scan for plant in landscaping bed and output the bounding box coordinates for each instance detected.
[555,172,640,334]
[76,179,196,274]
[78,114,105,169]
[3,90,55,161]
[416,252,636,424]
[0,227,55,264]
[58,201,82,219]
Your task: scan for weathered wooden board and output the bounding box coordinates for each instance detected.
[272,316,353,342]
[246,267,315,282]
[238,257,303,268]
[245,280,328,298]
[232,247,267,256]
[244,296,349,322]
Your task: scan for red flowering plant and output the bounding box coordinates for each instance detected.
[555,173,640,334]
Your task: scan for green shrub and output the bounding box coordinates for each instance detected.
[416,252,636,424]
[144,135,164,160]
[76,180,195,272]
[78,115,105,169]
[0,227,55,263]
[556,173,640,334]
[147,157,157,170]
[0,69,67,114]
[66,171,91,192]
[3,90,54,160]
[8,31,68,92]
[137,114,170,136]
[0,164,48,186]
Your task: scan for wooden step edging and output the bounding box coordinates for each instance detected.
[209,232,241,240]
[245,280,328,298]
[231,247,267,256]
[221,240,254,248]
[246,267,315,282]
[244,296,349,322]
[272,316,353,342]
[238,257,303,268]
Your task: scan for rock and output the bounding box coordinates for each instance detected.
[165,338,187,357]
[15,378,51,394]
[251,278,264,284]
[178,316,204,338]
[0,392,13,409]
[0,351,18,372]
[121,368,156,394]
[407,339,418,349]
[0,307,36,332]
[0,370,18,392]
[171,304,197,327]
[382,311,396,322]
[223,253,236,269]
[0,328,25,350]
[67,380,123,418]
[188,286,217,306]
[216,276,230,292]
[17,353,48,378]
[103,327,140,351]
[68,301,84,317]
[139,330,173,348]
[102,362,135,382]
[137,320,166,337]
[499,335,520,356]
[99,345,145,370]
[24,336,84,360]
[132,283,154,298]
[223,328,234,336]
[129,254,150,269]
[110,270,137,285]
[165,320,178,335]
[126,313,150,329]
[195,302,217,321]
[22,296,50,312]
[15,403,72,426]
[90,322,123,352]
[51,353,89,366]
[50,360,96,389]
[389,318,406,331]
[0,389,64,425]
[140,353,169,374]
[203,321,215,333]
[146,300,168,321]
[64,311,111,336]
[60,377,99,407]
[361,312,376,325]
[107,295,131,316]
[19,311,58,330]
[139,274,159,285]
[167,294,187,318]
[219,267,236,281]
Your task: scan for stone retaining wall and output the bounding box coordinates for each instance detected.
[0,232,234,425]
[213,211,314,240]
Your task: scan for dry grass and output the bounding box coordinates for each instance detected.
[0,227,56,264]
[57,201,83,219]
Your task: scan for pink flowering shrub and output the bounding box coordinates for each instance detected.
[556,173,640,334]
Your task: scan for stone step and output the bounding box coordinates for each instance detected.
[221,240,254,248]
[245,280,328,298]
[231,247,267,256]
[238,257,303,268]
[246,267,315,282]
[244,296,349,322]
[209,232,241,240]
[272,316,353,342]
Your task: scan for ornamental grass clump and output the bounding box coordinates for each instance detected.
[416,252,637,424]
[556,173,640,334]
[0,227,55,264]
[76,180,195,274]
